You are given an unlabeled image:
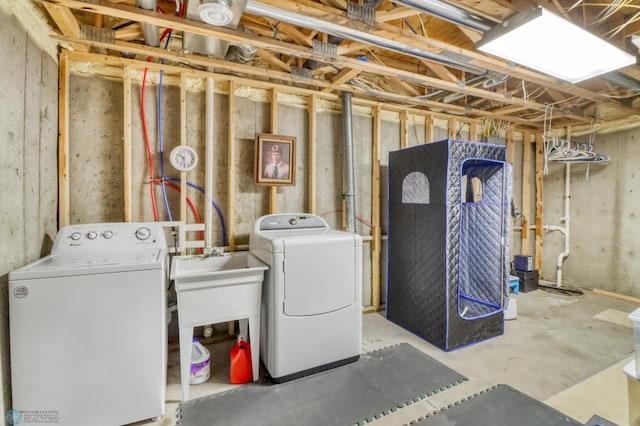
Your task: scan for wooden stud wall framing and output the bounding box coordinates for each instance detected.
[58,52,70,228]
[400,110,408,149]
[371,106,382,310]
[58,51,553,310]
[123,65,132,222]
[535,133,544,271]
[424,114,433,143]
[521,131,532,255]
[308,95,317,214]
[269,88,278,214]
[228,80,237,250]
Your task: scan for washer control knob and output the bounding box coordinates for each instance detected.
[289,218,297,226]
[135,227,151,241]
[102,231,114,239]
[70,232,82,241]
[87,231,98,240]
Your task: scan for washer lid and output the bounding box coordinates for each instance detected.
[9,249,166,280]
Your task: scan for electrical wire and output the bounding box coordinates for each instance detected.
[141,67,159,221]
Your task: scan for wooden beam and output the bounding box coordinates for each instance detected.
[58,51,70,228]
[424,114,433,143]
[323,67,360,93]
[41,2,89,52]
[371,105,382,310]
[255,49,291,72]
[448,118,456,139]
[521,131,532,255]
[228,80,237,250]
[400,110,408,148]
[506,127,515,165]
[469,120,478,141]
[123,65,132,221]
[376,6,420,22]
[308,95,317,213]
[535,133,544,271]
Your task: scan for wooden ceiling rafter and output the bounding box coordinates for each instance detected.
[40,0,640,130]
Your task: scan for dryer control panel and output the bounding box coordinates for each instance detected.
[256,214,329,231]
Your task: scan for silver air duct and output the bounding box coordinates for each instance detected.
[245,0,486,75]
[136,0,159,47]
[390,0,498,32]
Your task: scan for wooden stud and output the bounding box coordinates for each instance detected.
[521,131,532,255]
[535,133,544,271]
[58,51,70,228]
[123,65,132,222]
[308,95,317,214]
[448,118,456,139]
[371,106,382,310]
[469,120,478,142]
[228,80,237,251]
[424,114,433,143]
[400,110,408,148]
[506,127,515,165]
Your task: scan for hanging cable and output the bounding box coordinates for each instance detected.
[141,67,158,221]
[157,11,175,221]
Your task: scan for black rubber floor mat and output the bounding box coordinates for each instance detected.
[410,384,582,426]
[178,343,467,426]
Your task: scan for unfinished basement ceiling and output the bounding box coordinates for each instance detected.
[37,0,640,131]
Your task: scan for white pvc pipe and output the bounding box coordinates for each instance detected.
[556,163,571,287]
[204,77,215,251]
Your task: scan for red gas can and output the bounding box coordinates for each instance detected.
[230,336,253,384]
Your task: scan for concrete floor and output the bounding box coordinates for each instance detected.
[137,288,638,426]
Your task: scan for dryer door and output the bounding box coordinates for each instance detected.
[283,235,356,316]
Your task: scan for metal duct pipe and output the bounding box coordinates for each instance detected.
[245,1,486,75]
[135,0,159,47]
[341,92,356,234]
[390,0,498,32]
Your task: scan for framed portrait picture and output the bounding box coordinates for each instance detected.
[255,133,296,186]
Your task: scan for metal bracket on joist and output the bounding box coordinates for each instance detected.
[290,66,313,80]
[347,1,376,27]
[312,40,337,60]
[80,25,115,43]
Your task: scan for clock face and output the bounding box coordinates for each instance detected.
[170,146,198,172]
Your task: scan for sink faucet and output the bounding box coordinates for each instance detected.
[204,247,225,257]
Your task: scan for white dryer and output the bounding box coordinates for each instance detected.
[249,213,362,383]
[9,223,168,426]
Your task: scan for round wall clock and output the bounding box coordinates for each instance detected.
[169,146,198,172]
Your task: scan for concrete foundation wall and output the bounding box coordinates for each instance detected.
[542,130,640,296]
[0,5,59,417]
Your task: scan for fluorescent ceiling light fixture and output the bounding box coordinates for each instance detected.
[477,6,636,84]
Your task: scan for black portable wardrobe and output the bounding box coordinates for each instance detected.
[387,139,512,351]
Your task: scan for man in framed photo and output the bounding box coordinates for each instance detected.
[263,144,290,179]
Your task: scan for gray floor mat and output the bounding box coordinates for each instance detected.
[178,342,467,426]
[410,384,582,426]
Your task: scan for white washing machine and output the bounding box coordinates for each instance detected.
[249,213,362,383]
[9,222,168,426]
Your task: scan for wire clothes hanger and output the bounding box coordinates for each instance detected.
[544,137,610,164]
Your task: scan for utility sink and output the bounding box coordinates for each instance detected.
[170,252,267,282]
[170,251,267,400]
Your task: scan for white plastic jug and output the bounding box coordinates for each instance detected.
[190,338,211,385]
